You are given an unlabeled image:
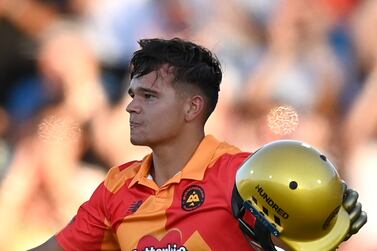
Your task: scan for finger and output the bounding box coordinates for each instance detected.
[343,189,358,212]
[350,211,368,235]
[349,202,362,224]
[344,211,368,241]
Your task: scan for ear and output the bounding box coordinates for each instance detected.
[184,95,205,122]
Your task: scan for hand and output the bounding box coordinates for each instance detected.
[342,183,367,241]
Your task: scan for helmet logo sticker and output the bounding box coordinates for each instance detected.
[182,185,205,211]
[255,184,289,219]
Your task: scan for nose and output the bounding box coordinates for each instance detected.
[126,98,141,114]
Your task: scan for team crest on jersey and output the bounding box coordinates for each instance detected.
[181,185,205,211]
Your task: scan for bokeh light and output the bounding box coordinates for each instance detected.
[37,115,81,143]
[267,105,299,135]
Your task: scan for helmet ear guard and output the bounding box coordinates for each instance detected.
[232,186,278,251]
[233,140,350,251]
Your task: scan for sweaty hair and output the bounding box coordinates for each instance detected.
[129,38,222,121]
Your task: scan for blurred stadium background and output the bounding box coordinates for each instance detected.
[0,0,376,250]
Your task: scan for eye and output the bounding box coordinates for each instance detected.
[144,93,155,99]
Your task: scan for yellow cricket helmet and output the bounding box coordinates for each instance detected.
[235,140,350,251]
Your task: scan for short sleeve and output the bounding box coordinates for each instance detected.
[56,182,120,251]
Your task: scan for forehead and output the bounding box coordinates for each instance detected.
[129,68,175,91]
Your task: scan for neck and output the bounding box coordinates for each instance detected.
[150,129,205,187]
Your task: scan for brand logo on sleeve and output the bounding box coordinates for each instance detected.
[181,185,205,211]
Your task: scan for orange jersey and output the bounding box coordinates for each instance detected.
[56,135,256,250]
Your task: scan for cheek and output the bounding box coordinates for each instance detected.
[159,110,182,127]
[149,104,184,129]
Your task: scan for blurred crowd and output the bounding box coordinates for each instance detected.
[0,0,376,250]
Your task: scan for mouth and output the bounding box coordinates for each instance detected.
[130,121,142,128]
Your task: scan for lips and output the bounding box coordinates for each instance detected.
[130,121,142,128]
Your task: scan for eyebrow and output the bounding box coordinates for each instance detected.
[128,86,158,96]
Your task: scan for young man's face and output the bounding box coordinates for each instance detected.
[126,69,188,147]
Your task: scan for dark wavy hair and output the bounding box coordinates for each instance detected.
[129,38,222,121]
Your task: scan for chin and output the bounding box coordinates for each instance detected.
[130,137,148,146]
[130,138,141,145]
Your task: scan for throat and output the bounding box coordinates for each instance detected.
[149,165,181,187]
[149,133,204,187]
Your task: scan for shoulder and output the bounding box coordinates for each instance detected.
[104,159,142,193]
[210,140,251,167]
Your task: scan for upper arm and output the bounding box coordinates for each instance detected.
[27,236,64,251]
